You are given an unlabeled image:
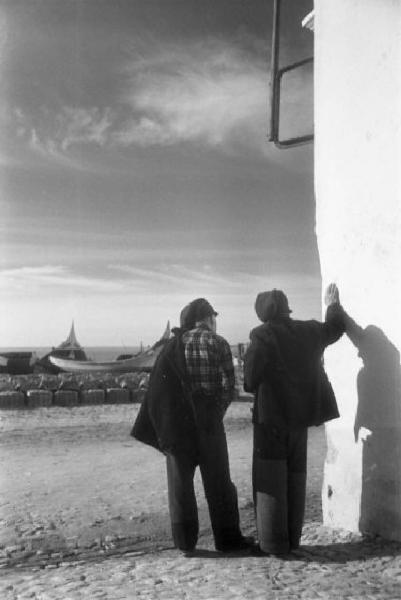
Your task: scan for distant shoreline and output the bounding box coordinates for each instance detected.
[0,343,246,360]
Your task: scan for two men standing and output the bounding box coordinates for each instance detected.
[133,286,345,556]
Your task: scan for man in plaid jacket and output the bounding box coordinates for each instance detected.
[166,298,252,554]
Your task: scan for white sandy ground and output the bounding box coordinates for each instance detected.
[0,404,401,599]
[0,404,258,550]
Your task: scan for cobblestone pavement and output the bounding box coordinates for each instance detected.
[1,404,401,599]
[1,527,401,600]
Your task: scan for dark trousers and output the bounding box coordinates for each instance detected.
[253,424,307,554]
[166,404,241,551]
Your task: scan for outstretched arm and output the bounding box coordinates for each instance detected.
[324,282,340,306]
[321,283,347,346]
[324,283,364,348]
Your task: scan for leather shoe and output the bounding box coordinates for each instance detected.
[216,535,254,553]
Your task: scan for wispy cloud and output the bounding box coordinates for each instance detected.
[9,106,113,170]
[28,128,81,169]
[7,37,269,166]
[111,262,239,292]
[110,262,318,297]
[56,107,113,151]
[0,265,133,295]
[0,261,318,303]
[4,34,310,169]
[1,220,310,270]
[114,39,268,150]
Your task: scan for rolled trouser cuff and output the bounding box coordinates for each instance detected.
[256,490,290,554]
[254,458,290,554]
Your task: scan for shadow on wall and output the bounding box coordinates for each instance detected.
[347,320,401,539]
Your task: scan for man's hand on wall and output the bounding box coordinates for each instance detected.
[324,283,340,306]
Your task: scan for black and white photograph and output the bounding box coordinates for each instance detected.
[1,1,400,598]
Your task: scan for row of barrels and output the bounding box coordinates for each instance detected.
[0,386,146,410]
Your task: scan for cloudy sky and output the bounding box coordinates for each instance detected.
[0,0,315,347]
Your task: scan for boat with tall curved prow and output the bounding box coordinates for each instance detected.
[49,322,171,373]
[35,321,88,374]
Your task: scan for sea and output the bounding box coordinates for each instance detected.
[0,344,244,361]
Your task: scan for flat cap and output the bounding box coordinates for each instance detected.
[185,298,218,328]
[255,289,292,322]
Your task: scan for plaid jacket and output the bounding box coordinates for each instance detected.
[182,323,236,408]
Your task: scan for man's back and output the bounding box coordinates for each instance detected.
[182,323,235,404]
[245,306,345,391]
[244,308,345,428]
[260,318,330,381]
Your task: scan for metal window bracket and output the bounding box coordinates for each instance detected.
[269,0,314,149]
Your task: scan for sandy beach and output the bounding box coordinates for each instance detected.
[0,402,323,559]
[1,403,401,599]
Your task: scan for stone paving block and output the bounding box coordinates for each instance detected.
[80,389,105,405]
[0,390,25,409]
[26,389,53,408]
[53,390,79,407]
[106,388,130,404]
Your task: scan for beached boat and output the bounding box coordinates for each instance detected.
[35,322,88,374]
[49,322,171,373]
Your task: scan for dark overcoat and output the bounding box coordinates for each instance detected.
[131,331,199,463]
[243,304,346,430]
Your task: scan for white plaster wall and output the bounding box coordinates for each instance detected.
[314,0,401,538]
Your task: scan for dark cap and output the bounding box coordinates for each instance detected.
[186,298,218,327]
[255,289,292,322]
[179,304,191,329]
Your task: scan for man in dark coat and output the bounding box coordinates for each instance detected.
[132,299,252,554]
[243,284,346,555]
